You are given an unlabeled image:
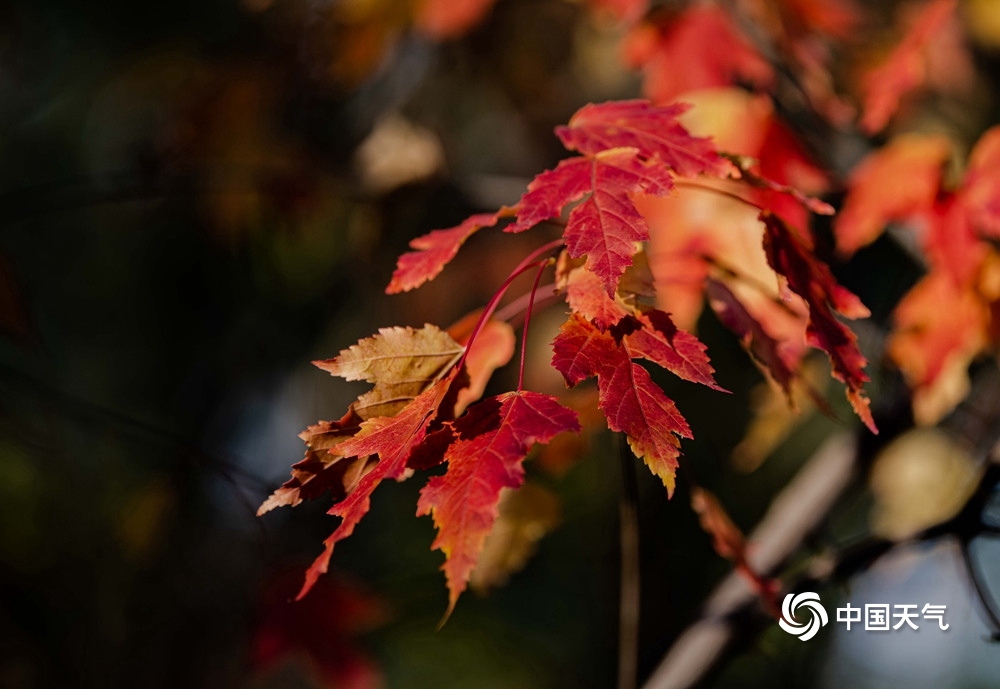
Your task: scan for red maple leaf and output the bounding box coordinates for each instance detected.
[549,257,727,391]
[620,309,726,391]
[416,391,580,616]
[552,313,693,494]
[509,149,674,295]
[387,211,504,294]
[555,100,735,178]
[510,148,674,232]
[834,128,992,286]
[563,181,650,297]
[760,212,876,432]
[297,370,458,599]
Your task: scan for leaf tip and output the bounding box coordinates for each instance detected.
[436,598,458,630]
[295,567,321,602]
[850,390,879,435]
[811,199,836,216]
[256,495,280,517]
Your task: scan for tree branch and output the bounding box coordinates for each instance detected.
[618,433,642,689]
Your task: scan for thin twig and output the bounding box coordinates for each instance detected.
[618,433,641,689]
[641,433,859,689]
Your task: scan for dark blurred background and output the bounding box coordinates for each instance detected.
[1,1,999,688]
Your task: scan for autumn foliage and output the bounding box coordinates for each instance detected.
[261,93,875,612]
[14,0,1000,687]
[260,0,1000,625]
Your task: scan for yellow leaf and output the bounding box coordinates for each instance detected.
[315,325,464,419]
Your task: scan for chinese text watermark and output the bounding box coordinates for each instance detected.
[779,592,950,640]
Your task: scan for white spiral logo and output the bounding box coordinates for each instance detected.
[778,592,828,641]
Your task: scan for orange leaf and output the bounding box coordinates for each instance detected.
[447,313,517,416]
[888,270,990,424]
[622,7,774,105]
[834,133,951,256]
[860,0,958,134]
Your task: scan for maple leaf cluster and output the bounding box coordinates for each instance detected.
[621,0,861,126]
[596,0,980,427]
[261,99,876,613]
[620,0,966,138]
[835,127,1000,424]
[860,0,961,134]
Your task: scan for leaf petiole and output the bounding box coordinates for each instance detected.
[517,258,554,391]
[674,179,764,212]
[455,238,564,373]
[492,282,558,325]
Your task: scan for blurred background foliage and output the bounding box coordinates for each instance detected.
[1,1,1000,688]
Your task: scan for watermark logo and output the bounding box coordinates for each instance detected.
[778,593,950,639]
[779,592,828,641]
